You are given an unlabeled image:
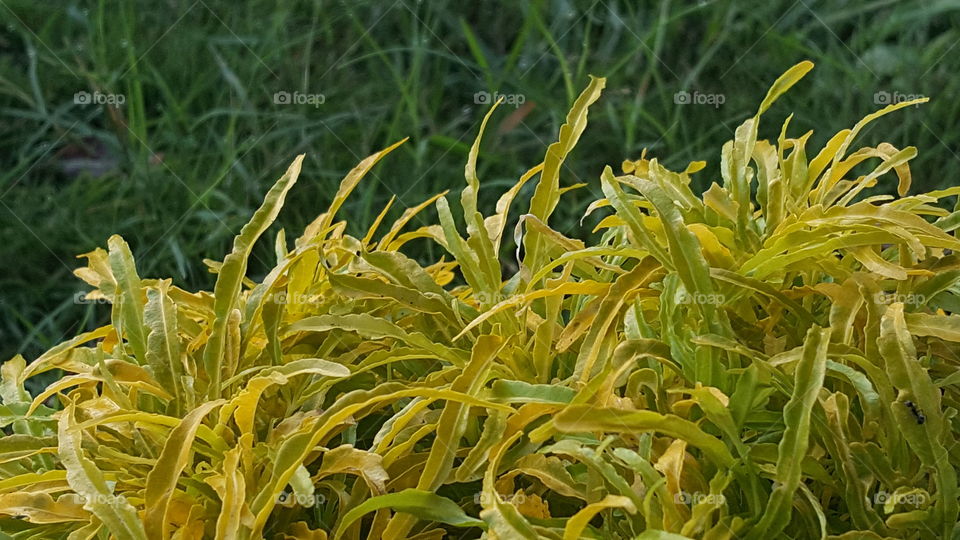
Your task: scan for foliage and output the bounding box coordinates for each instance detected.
[5,0,960,365]
[2,61,960,539]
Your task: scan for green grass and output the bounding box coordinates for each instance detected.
[2,0,960,367]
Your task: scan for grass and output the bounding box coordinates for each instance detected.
[1,0,960,368]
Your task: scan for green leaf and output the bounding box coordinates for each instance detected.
[553,406,735,468]
[333,489,484,539]
[107,235,148,364]
[144,280,184,415]
[523,75,605,279]
[203,155,304,399]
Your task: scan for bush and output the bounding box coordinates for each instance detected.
[1,61,959,539]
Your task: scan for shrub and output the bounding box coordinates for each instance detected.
[2,61,960,539]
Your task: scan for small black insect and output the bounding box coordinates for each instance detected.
[904,400,926,425]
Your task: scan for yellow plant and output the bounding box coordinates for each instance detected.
[2,61,959,539]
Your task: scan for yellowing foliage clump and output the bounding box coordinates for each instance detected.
[2,62,960,539]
